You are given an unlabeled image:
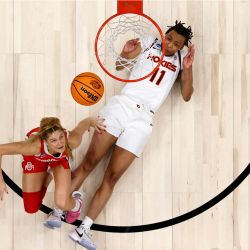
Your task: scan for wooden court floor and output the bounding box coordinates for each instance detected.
[0,0,249,249]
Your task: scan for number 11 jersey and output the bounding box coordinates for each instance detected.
[121,37,187,112]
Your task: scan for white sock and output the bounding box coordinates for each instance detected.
[71,199,81,212]
[82,216,93,229]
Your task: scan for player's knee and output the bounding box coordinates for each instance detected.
[105,172,121,188]
[22,191,43,214]
[82,152,100,172]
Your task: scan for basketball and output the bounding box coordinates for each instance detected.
[70,72,104,106]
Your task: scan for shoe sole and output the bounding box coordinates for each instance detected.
[68,234,96,250]
[43,222,61,229]
[68,233,78,242]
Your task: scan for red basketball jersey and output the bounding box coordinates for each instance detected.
[22,127,70,172]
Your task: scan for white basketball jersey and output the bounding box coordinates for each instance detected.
[121,37,187,112]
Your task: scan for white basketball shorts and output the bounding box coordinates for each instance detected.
[98,95,154,157]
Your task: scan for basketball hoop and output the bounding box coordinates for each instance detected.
[95,0,165,83]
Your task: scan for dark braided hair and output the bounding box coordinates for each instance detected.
[165,20,193,46]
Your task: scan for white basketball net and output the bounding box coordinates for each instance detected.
[96,14,163,81]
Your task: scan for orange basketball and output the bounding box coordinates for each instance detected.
[71,72,104,106]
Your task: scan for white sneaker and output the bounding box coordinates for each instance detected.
[69,224,96,250]
[43,208,63,229]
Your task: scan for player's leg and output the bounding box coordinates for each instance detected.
[42,170,53,189]
[52,166,75,211]
[44,165,83,229]
[69,146,136,249]
[22,166,48,214]
[87,146,136,220]
[69,110,153,248]
[70,130,117,193]
[71,96,124,193]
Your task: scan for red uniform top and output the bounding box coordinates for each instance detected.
[22,127,71,173]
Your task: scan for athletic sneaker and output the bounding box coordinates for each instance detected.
[69,224,96,250]
[65,191,83,223]
[43,208,63,229]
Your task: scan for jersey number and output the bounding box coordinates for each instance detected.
[149,68,166,85]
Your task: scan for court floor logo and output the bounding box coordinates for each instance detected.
[2,163,250,233]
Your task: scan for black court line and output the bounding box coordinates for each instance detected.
[2,163,249,233]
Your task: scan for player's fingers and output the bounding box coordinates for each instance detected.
[189,44,194,49]
[135,41,141,47]
[192,48,195,55]
[95,126,102,134]
[187,50,194,59]
[189,47,194,55]
[190,45,195,54]
[97,122,106,127]
[186,51,191,58]
[98,117,105,123]
[97,124,106,131]
[188,45,194,54]
[125,41,133,47]
[184,52,191,59]
[128,38,139,44]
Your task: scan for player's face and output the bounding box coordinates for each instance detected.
[164,30,186,56]
[46,130,66,154]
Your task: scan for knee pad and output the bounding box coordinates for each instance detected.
[22,187,47,214]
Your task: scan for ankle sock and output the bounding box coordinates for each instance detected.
[82,216,93,229]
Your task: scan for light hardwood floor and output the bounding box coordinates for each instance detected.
[0,0,249,249]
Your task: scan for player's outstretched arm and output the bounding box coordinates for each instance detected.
[68,117,106,150]
[116,38,142,71]
[0,140,40,200]
[180,45,195,101]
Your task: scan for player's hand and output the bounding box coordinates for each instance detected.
[89,117,106,133]
[183,44,195,70]
[121,38,141,58]
[0,179,8,201]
